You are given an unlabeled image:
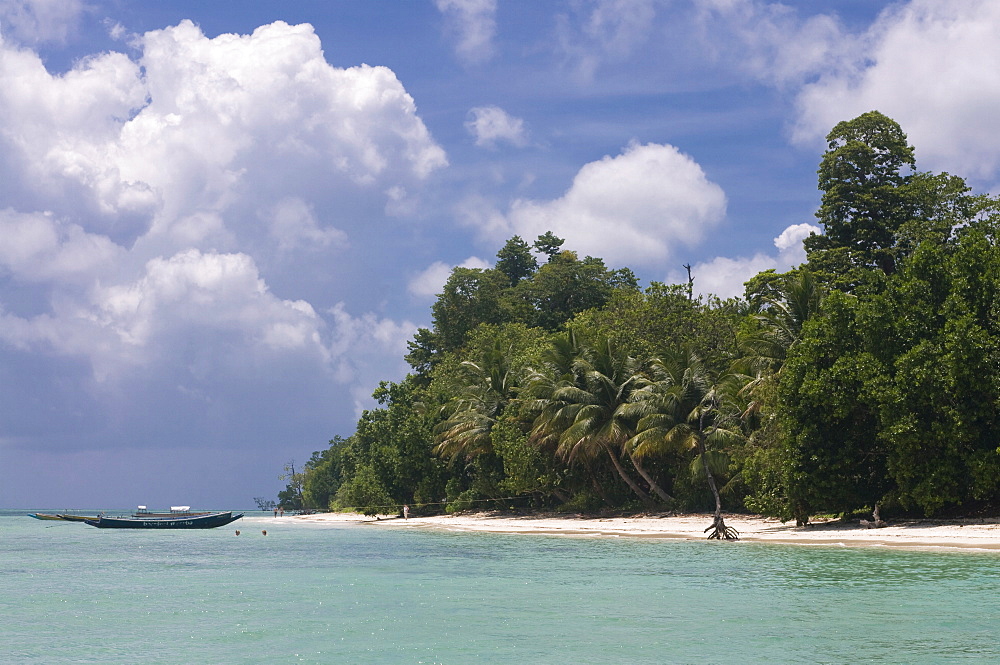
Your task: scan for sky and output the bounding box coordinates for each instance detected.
[2,0,999,509]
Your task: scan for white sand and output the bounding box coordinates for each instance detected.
[293,511,1000,551]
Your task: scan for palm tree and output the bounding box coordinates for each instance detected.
[433,338,516,463]
[524,333,672,508]
[736,269,825,434]
[732,270,825,523]
[520,329,589,450]
[739,269,824,379]
[630,349,745,539]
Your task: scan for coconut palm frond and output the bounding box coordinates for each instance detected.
[705,425,746,449]
[689,450,731,480]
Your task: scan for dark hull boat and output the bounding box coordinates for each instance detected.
[84,511,243,529]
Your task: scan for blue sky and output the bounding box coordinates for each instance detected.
[1,0,998,509]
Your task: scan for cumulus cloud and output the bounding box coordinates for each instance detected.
[435,0,497,64]
[0,248,329,381]
[0,19,447,251]
[483,141,725,268]
[0,0,86,44]
[326,302,417,415]
[465,106,528,148]
[773,223,817,258]
[701,0,1000,183]
[94,250,321,351]
[408,256,491,298]
[0,20,447,454]
[668,222,819,299]
[675,253,777,301]
[790,0,1000,180]
[0,242,416,422]
[0,208,125,282]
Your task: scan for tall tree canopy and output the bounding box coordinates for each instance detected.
[495,235,538,285]
[293,112,1000,527]
[805,110,916,284]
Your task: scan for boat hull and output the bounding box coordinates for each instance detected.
[84,512,243,529]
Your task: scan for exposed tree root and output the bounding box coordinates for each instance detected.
[860,503,887,529]
[704,513,740,540]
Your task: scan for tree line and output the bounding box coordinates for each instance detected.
[278,112,1000,528]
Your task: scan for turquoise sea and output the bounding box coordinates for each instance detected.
[3,510,1000,664]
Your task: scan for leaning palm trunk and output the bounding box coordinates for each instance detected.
[695,431,739,540]
[628,451,673,505]
[604,446,656,509]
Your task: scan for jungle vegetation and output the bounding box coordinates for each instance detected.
[282,112,1000,528]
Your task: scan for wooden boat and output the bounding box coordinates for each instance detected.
[56,514,101,522]
[28,513,100,522]
[84,511,243,529]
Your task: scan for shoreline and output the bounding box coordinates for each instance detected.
[292,511,1000,552]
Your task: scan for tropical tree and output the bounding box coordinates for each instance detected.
[729,270,825,519]
[300,438,348,510]
[805,110,916,284]
[533,231,565,261]
[779,291,891,523]
[433,339,517,464]
[629,350,745,539]
[737,268,826,423]
[277,460,305,510]
[405,327,441,384]
[740,270,824,376]
[874,226,1000,514]
[524,333,671,508]
[569,282,738,367]
[495,235,538,285]
[431,267,509,352]
[513,250,637,330]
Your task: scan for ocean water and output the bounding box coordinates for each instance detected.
[3,510,999,664]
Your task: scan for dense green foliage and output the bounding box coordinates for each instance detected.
[281,113,1000,522]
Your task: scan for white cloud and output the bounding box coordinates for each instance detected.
[465,106,528,148]
[326,302,417,415]
[0,20,448,251]
[435,0,497,65]
[0,239,419,416]
[0,20,447,445]
[0,42,152,225]
[408,256,491,298]
[668,222,819,299]
[790,0,1000,180]
[82,249,329,380]
[693,0,854,87]
[674,253,776,301]
[97,250,297,344]
[0,208,125,282]
[495,141,726,268]
[555,0,656,82]
[773,222,816,260]
[702,0,1000,183]
[262,197,348,252]
[0,0,86,44]
[583,0,657,56]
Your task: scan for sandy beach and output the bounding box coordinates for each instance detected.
[292,511,1000,551]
